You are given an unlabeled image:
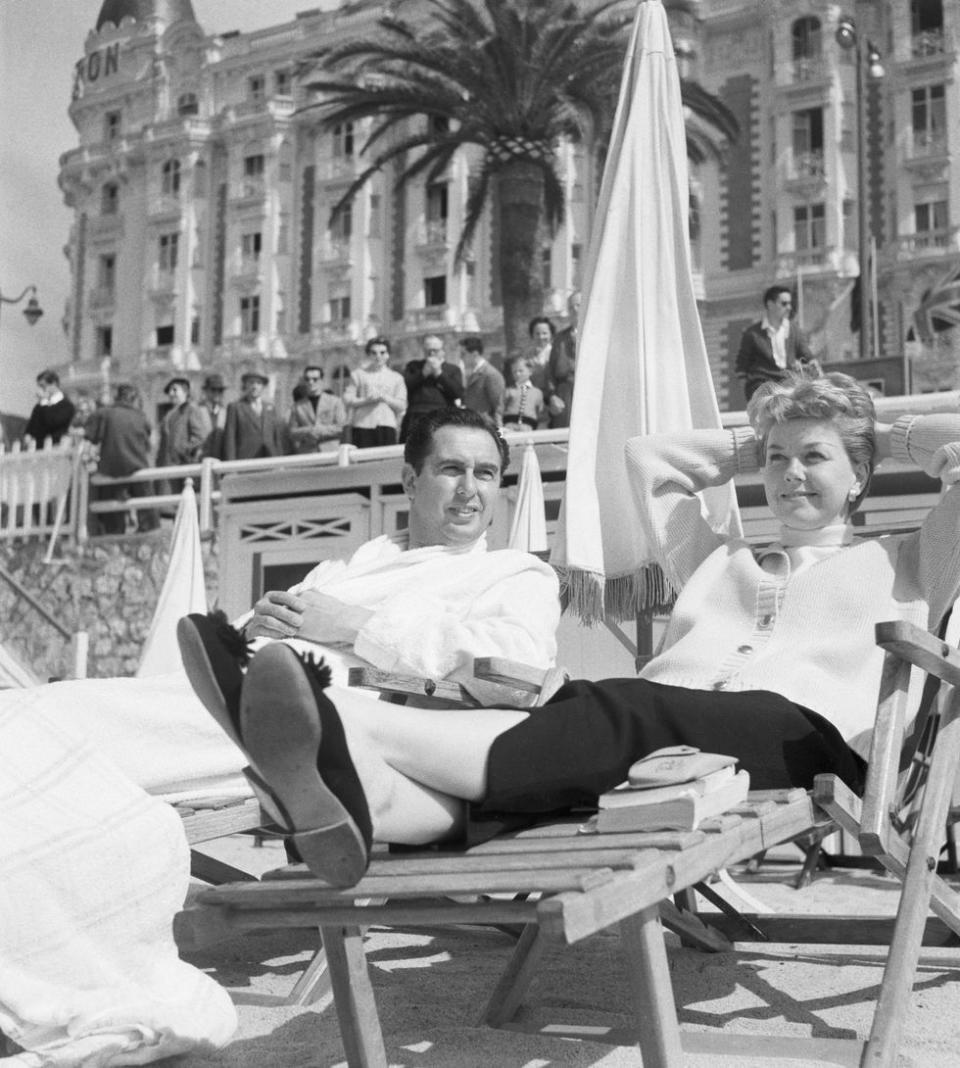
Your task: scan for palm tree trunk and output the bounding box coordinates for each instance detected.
[495,161,546,353]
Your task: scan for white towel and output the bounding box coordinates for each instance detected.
[0,704,236,1066]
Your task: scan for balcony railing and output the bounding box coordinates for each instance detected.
[148,194,182,219]
[909,131,949,158]
[892,226,960,260]
[88,285,115,311]
[912,29,945,57]
[790,150,826,180]
[789,56,827,84]
[231,178,267,202]
[319,239,352,263]
[148,267,178,294]
[775,245,835,275]
[316,157,360,182]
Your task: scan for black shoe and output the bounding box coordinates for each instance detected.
[240,642,372,887]
[177,610,252,750]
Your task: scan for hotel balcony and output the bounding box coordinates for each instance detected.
[88,213,124,241]
[784,152,826,196]
[147,267,178,300]
[87,285,115,312]
[230,179,267,205]
[774,245,844,276]
[407,306,455,330]
[891,227,960,262]
[415,221,450,251]
[230,255,262,288]
[148,194,183,221]
[905,132,950,168]
[776,55,830,90]
[316,157,362,184]
[318,239,353,265]
[317,320,359,345]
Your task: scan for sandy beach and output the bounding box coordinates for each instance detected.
[177,834,960,1067]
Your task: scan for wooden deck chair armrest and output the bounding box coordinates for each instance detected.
[348,666,476,706]
[876,621,960,689]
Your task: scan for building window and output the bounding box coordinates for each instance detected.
[425,275,447,306]
[332,123,354,158]
[104,110,122,141]
[274,69,291,95]
[156,324,174,347]
[241,231,262,259]
[98,253,116,292]
[915,198,949,246]
[791,16,821,61]
[571,243,582,287]
[95,325,113,357]
[248,74,265,102]
[190,318,200,345]
[177,92,199,116]
[328,295,351,323]
[101,182,119,215]
[426,183,448,241]
[794,203,825,257]
[541,247,552,289]
[331,203,353,244]
[369,193,381,237]
[158,232,179,271]
[912,85,946,154]
[240,295,261,335]
[912,0,944,55]
[244,154,265,178]
[161,159,181,196]
[792,107,824,177]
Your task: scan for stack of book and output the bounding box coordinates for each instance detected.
[592,746,750,833]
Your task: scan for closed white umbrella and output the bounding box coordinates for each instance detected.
[508,442,548,554]
[551,0,739,623]
[137,480,207,677]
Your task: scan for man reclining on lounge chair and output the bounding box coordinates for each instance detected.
[0,408,559,798]
[186,374,960,885]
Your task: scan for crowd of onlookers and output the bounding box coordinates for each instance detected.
[10,299,580,535]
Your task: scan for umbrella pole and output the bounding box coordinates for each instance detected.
[636,608,655,673]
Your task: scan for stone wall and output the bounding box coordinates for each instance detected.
[0,531,219,680]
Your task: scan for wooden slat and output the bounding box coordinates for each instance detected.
[473,656,546,692]
[347,666,471,704]
[179,798,264,844]
[875,620,960,688]
[706,912,960,947]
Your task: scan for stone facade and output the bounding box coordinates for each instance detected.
[0,531,218,679]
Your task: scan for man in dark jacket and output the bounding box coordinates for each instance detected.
[735,284,817,400]
[24,370,76,447]
[223,371,283,460]
[400,335,463,442]
[85,384,159,534]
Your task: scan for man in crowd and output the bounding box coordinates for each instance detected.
[223,371,284,460]
[344,336,407,448]
[460,335,504,426]
[24,370,76,447]
[735,283,816,401]
[288,365,347,453]
[85,383,159,534]
[546,290,580,429]
[198,373,228,459]
[400,334,463,442]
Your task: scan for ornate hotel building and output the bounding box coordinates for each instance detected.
[59,0,959,412]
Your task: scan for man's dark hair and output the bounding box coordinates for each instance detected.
[403,407,509,479]
[164,376,191,395]
[763,284,793,307]
[365,335,391,356]
[115,383,140,406]
[303,364,323,378]
[36,370,61,388]
[527,315,555,338]
[459,335,484,355]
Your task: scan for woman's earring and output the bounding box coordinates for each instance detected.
[849,484,860,501]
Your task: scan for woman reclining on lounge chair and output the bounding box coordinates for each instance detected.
[186,373,960,887]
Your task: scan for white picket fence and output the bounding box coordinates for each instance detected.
[0,438,86,560]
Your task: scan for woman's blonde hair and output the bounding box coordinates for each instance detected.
[747,372,877,514]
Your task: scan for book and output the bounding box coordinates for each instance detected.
[595,769,751,833]
[598,764,737,810]
[626,746,738,788]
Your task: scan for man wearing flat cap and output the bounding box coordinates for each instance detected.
[223,370,283,460]
[199,373,228,459]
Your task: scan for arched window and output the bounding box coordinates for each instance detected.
[161,158,181,195]
[177,92,199,116]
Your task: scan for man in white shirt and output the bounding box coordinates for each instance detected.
[345,336,407,447]
[735,283,816,401]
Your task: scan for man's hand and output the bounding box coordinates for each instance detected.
[246,590,307,639]
[298,591,373,645]
[548,395,565,416]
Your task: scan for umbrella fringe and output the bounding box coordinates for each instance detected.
[558,564,677,626]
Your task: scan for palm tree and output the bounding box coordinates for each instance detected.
[301,0,737,351]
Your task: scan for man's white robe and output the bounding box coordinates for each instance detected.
[2,535,559,798]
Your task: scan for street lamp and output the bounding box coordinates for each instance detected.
[836,17,884,362]
[0,285,44,329]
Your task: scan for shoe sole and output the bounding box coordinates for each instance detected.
[177,616,243,751]
[240,643,368,888]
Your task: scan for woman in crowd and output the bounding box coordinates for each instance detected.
[202,373,960,887]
